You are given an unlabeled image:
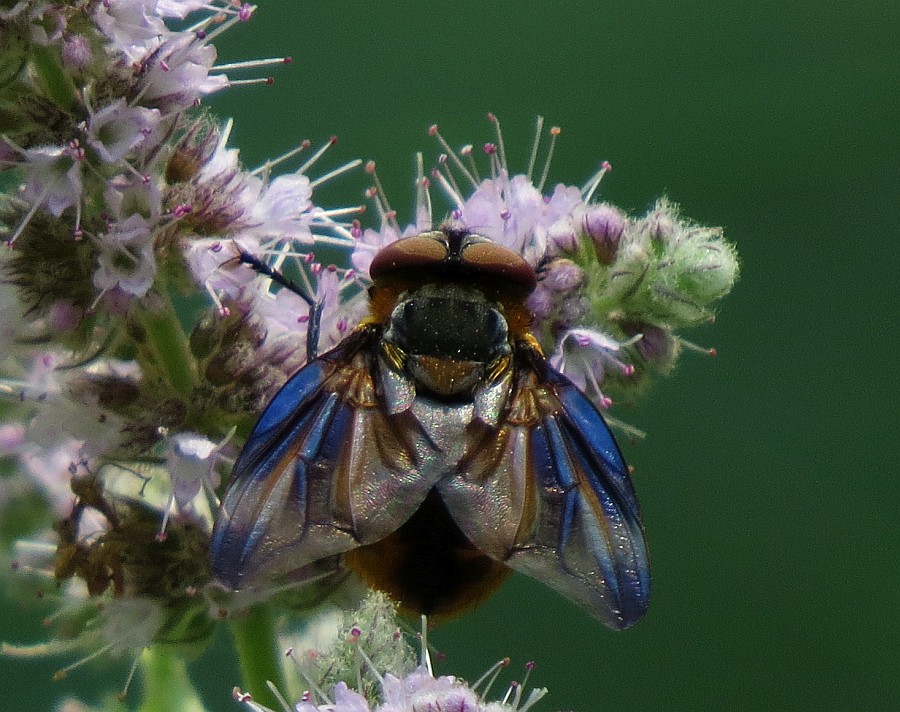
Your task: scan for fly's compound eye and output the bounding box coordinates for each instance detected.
[369,232,448,280]
[369,230,537,293]
[461,240,536,292]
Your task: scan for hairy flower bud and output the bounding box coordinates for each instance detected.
[583,203,626,264]
[541,258,584,292]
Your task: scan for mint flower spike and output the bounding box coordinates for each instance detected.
[1,0,295,320]
[2,6,371,699]
[233,592,548,712]
[181,119,366,372]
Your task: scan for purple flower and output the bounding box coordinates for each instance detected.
[156,0,212,20]
[184,238,259,310]
[351,120,590,280]
[93,0,168,63]
[135,34,228,112]
[86,99,161,164]
[235,593,547,712]
[582,202,626,264]
[21,144,83,218]
[248,172,316,244]
[92,214,157,298]
[550,328,638,409]
[294,681,371,712]
[351,223,412,277]
[380,668,485,712]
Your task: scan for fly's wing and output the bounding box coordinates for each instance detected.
[210,326,438,591]
[438,342,650,629]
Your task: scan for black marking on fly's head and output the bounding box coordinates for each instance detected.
[441,227,471,262]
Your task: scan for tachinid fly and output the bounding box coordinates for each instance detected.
[210,227,650,629]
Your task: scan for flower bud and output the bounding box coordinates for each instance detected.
[62,35,93,70]
[621,321,677,369]
[669,235,740,306]
[541,258,584,292]
[526,285,554,320]
[547,217,579,252]
[583,203,626,264]
[644,200,678,242]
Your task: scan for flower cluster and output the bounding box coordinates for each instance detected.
[0,0,364,697]
[234,592,547,712]
[354,116,739,411]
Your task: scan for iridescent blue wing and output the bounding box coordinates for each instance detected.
[210,326,438,591]
[438,343,650,629]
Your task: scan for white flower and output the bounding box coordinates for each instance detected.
[136,33,229,111]
[92,214,157,298]
[166,431,225,510]
[86,99,161,164]
[248,172,316,244]
[550,328,637,408]
[21,144,83,217]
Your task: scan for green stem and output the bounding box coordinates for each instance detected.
[136,645,207,712]
[228,606,287,709]
[135,290,198,401]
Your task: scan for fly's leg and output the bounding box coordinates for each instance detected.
[234,248,323,362]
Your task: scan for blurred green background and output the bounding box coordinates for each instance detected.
[2,1,897,709]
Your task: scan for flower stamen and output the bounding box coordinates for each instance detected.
[582,160,613,203]
[472,657,511,700]
[536,125,561,193]
[6,190,49,246]
[213,56,292,72]
[52,641,116,680]
[429,124,479,188]
[487,112,508,174]
[677,336,718,356]
[226,76,276,87]
[265,679,294,712]
[525,115,545,183]
[285,647,334,706]
[298,135,339,176]
[250,138,310,177]
[414,153,434,229]
[309,158,363,190]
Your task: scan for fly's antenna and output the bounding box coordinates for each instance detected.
[235,248,323,362]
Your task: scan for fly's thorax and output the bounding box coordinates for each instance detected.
[380,282,511,399]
